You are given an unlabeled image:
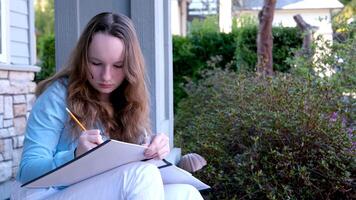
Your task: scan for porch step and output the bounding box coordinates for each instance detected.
[0,179,15,200]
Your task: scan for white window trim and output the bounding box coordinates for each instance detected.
[0,0,9,64]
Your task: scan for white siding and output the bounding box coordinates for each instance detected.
[274,10,331,28]
[238,0,343,10]
[8,0,33,65]
[11,56,30,65]
[240,9,334,41]
[10,42,29,57]
[10,12,28,29]
[10,0,28,14]
[10,27,28,43]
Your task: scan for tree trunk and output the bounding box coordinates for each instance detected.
[179,0,190,36]
[293,14,313,58]
[256,0,276,76]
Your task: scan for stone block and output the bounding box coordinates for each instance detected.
[0,161,12,182]
[13,95,26,104]
[0,96,3,113]
[0,80,10,94]
[3,119,13,128]
[4,96,13,119]
[13,117,26,135]
[2,139,12,160]
[0,128,10,138]
[26,94,35,111]
[13,104,27,117]
[9,82,27,94]
[12,166,18,178]
[9,71,34,81]
[0,70,8,79]
[7,127,15,137]
[12,148,22,167]
[12,135,24,148]
[0,139,3,152]
[28,82,37,93]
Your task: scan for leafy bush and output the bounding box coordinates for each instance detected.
[173,30,237,108]
[173,36,200,109]
[35,34,55,82]
[173,17,302,108]
[189,15,220,35]
[175,68,355,199]
[287,22,356,95]
[235,26,303,72]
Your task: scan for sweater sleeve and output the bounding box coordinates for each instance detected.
[17,80,75,184]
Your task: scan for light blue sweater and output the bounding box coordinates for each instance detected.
[16,79,148,184]
[17,79,77,184]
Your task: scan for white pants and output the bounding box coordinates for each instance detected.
[11,162,203,200]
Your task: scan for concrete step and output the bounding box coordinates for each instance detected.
[0,179,15,200]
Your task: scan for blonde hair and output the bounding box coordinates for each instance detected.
[36,12,150,144]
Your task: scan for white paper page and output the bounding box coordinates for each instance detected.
[24,140,147,188]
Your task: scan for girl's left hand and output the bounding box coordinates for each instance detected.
[144,133,170,160]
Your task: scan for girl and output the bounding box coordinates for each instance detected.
[12,12,203,200]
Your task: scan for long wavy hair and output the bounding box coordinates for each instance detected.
[36,12,150,144]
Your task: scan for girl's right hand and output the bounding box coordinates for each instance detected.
[75,129,104,157]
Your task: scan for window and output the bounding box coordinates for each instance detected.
[0,0,9,63]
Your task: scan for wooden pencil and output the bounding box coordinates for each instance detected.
[65,107,87,131]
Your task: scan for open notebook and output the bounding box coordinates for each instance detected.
[22,139,210,191]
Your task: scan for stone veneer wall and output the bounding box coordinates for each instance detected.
[0,69,36,183]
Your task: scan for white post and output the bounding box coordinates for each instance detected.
[219,0,232,33]
[131,0,174,148]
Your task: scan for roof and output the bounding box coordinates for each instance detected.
[235,0,344,10]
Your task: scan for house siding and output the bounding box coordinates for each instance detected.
[236,0,343,10]
[11,27,29,43]
[239,8,334,41]
[233,0,343,41]
[9,0,31,65]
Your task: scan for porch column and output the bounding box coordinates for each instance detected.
[131,0,174,148]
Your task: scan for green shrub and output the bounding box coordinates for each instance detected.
[173,19,302,109]
[234,25,258,71]
[35,34,55,82]
[173,31,237,109]
[173,36,201,109]
[189,15,220,35]
[235,26,303,72]
[175,68,355,199]
[287,22,356,95]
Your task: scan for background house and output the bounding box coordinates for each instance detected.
[233,0,344,40]
[0,0,38,197]
[171,0,232,35]
[172,0,344,40]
